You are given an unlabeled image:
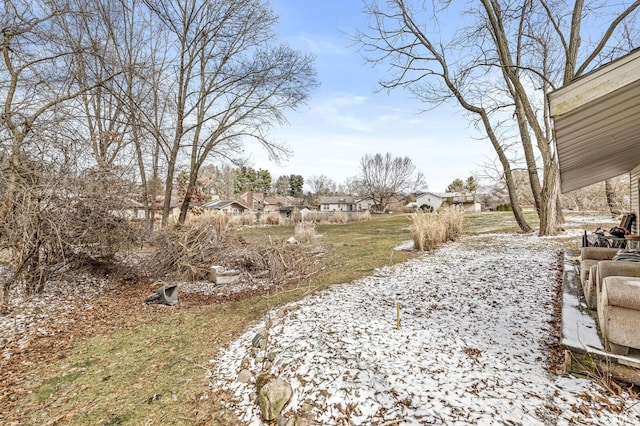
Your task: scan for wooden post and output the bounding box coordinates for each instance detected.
[396,301,401,330]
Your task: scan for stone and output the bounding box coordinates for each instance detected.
[240,356,251,369]
[237,369,252,383]
[215,269,240,285]
[257,378,292,422]
[255,372,274,393]
[277,416,292,426]
[267,351,277,362]
[252,333,265,348]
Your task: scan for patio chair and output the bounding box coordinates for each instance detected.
[598,276,640,355]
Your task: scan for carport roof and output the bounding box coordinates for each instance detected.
[549,48,640,193]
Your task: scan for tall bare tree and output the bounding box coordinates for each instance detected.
[144,0,318,226]
[0,0,130,308]
[357,152,426,212]
[103,0,171,231]
[307,174,336,197]
[357,0,640,235]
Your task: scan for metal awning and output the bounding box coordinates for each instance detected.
[549,49,640,193]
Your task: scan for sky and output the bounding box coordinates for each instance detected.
[243,0,497,193]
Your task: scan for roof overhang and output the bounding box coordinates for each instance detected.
[549,48,640,193]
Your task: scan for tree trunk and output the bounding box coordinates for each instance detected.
[177,171,200,225]
[538,162,559,236]
[514,97,543,215]
[605,179,617,216]
[504,165,533,233]
[162,154,177,228]
[556,194,565,225]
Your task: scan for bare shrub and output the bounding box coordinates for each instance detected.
[352,211,371,222]
[241,213,256,225]
[333,210,348,224]
[411,212,445,251]
[441,206,465,241]
[295,221,317,243]
[0,164,143,311]
[228,212,256,227]
[298,210,370,224]
[188,210,229,234]
[304,210,319,222]
[262,211,283,225]
[411,206,465,251]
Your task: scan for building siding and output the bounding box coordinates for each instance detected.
[631,166,640,235]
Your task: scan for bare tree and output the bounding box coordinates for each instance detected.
[357,152,426,212]
[144,0,318,226]
[357,0,640,235]
[201,164,237,200]
[0,0,135,309]
[108,0,171,231]
[341,176,360,195]
[560,176,629,213]
[307,174,336,197]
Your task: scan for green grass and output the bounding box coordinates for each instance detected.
[12,211,542,425]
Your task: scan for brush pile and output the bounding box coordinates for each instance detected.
[145,213,327,285]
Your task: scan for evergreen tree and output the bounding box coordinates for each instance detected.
[288,174,304,197]
[446,178,464,193]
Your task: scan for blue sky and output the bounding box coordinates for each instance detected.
[246,0,496,192]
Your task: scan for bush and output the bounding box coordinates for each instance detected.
[261,211,283,225]
[353,211,371,222]
[411,213,445,251]
[442,205,465,241]
[294,221,316,243]
[332,210,348,224]
[411,206,465,252]
[228,212,256,227]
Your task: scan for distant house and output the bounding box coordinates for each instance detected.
[202,200,249,215]
[237,192,265,211]
[318,196,375,212]
[318,196,357,212]
[416,192,481,212]
[263,196,303,212]
[111,197,181,222]
[357,198,376,212]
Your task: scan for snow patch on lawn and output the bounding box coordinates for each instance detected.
[210,233,640,425]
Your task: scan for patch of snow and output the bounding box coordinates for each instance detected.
[393,240,415,251]
[210,233,640,425]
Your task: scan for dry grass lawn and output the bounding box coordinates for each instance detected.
[3,210,587,425]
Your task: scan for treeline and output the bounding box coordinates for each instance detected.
[0,0,317,307]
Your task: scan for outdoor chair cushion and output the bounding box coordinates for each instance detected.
[579,247,620,309]
[598,276,640,355]
[584,264,599,309]
[580,247,620,261]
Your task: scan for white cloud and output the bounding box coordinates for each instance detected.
[293,34,350,56]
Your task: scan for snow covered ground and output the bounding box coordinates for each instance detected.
[210,232,640,425]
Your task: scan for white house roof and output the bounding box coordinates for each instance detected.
[549,48,640,192]
[417,192,459,199]
[318,196,357,204]
[202,200,249,210]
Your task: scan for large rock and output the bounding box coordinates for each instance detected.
[257,378,292,421]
